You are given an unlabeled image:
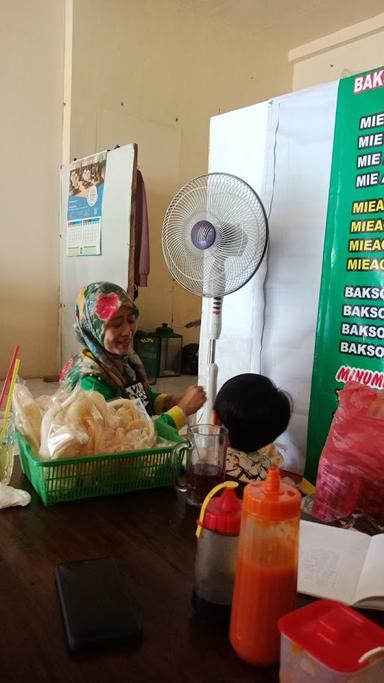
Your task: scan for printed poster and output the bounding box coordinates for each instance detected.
[66,217,102,257]
[66,150,107,256]
[306,66,384,482]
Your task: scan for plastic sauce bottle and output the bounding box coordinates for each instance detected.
[229,468,301,666]
[192,481,241,623]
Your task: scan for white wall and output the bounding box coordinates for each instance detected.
[4,2,381,379]
[290,12,384,90]
[0,0,65,377]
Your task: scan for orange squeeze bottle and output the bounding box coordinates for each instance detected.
[229,467,301,666]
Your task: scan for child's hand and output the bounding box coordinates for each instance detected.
[178,385,206,416]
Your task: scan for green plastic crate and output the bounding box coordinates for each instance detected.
[16,420,187,506]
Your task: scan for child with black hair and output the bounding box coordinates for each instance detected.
[213,373,291,485]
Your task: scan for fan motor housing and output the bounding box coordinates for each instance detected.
[191,220,216,249]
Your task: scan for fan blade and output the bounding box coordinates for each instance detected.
[161,172,268,298]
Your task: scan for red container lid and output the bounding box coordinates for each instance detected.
[278,600,384,673]
[201,488,241,534]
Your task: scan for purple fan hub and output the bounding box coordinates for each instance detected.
[191,220,216,249]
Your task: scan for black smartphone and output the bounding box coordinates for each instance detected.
[55,556,143,652]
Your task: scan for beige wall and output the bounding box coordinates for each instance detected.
[3,1,382,379]
[0,0,65,378]
[70,0,292,345]
[291,13,384,90]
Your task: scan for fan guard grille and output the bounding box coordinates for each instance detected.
[162,173,268,297]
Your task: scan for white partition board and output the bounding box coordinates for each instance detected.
[59,144,135,366]
[199,102,269,394]
[200,82,339,472]
[260,83,338,472]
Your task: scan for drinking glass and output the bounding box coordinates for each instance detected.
[185,424,228,507]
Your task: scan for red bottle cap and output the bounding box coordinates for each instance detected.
[278,599,384,673]
[243,467,301,521]
[200,488,241,534]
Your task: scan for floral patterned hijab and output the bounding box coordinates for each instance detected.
[61,281,147,393]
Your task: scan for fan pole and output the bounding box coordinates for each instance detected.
[204,296,222,422]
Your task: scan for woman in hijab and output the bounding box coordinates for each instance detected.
[60,281,206,429]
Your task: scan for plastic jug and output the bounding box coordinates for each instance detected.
[192,481,241,622]
[278,599,384,682]
[229,467,301,666]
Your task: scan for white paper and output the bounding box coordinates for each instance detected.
[298,521,371,605]
[354,534,384,606]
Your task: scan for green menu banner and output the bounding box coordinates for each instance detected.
[306,66,384,483]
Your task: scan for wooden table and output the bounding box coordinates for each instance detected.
[2,465,384,682]
[0,463,279,683]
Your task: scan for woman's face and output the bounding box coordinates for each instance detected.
[103,305,138,355]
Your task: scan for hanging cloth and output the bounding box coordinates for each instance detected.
[134,169,150,294]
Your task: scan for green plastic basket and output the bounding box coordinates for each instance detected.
[16,420,187,506]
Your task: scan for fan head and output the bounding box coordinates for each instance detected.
[162,173,268,297]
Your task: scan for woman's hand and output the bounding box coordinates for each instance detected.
[177,385,206,416]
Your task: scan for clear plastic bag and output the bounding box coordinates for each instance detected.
[313,382,384,525]
[14,384,156,460]
[39,387,107,459]
[12,383,46,452]
[104,396,156,453]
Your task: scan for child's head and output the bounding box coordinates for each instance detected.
[213,373,291,452]
[74,281,139,356]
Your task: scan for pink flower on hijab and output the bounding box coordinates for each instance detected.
[95,292,120,321]
[59,356,74,382]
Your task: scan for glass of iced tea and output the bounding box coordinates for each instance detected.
[0,413,15,485]
[185,424,228,507]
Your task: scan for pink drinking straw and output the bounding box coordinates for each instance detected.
[0,345,20,411]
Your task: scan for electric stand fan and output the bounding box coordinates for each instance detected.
[161,173,268,420]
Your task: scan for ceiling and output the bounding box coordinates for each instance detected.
[179,0,384,50]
